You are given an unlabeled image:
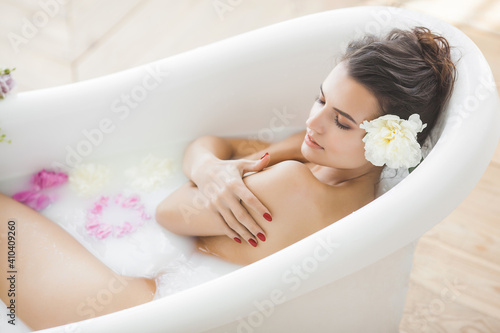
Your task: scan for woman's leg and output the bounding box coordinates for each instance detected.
[0,193,156,330]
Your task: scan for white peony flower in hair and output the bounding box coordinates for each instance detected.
[359,114,427,169]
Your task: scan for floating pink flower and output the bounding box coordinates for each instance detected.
[141,211,151,220]
[99,196,110,206]
[31,169,68,190]
[121,195,139,208]
[12,169,68,211]
[85,193,152,240]
[115,222,134,238]
[12,191,51,211]
[85,218,101,231]
[90,202,104,215]
[95,225,113,239]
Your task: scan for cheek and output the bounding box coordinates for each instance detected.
[328,131,366,163]
[350,133,367,159]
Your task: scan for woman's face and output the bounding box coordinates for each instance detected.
[301,61,381,170]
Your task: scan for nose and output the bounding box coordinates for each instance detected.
[306,105,325,134]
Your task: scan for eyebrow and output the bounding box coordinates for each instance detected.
[320,84,358,125]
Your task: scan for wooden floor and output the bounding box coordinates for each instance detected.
[1,0,499,331]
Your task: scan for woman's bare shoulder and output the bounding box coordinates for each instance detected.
[243,159,371,230]
[212,160,372,264]
[268,159,310,171]
[232,160,334,261]
[249,160,322,198]
[243,160,326,228]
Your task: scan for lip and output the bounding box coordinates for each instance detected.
[305,133,323,149]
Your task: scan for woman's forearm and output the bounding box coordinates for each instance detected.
[182,135,233,180]
[182,130,307,180]
[163,130,306,240]
[237,130,307,163]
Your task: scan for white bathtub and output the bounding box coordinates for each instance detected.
[0,6,499,333]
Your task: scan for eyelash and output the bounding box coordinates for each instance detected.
[314,95,325,105]
[314,95,350,130]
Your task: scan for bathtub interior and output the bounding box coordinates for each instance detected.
[1,5,499,333]
[0,142,246,332]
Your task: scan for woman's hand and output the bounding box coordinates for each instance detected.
[190,152,272,246]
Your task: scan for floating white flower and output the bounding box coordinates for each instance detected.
[69,164,111,197]
[125,154,172,192]
[359,114,427,169]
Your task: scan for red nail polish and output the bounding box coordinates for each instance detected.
[257,233,266,242]
[249,239,257,247]
[234,237,242,243]
[263,213,272,221]
[260,152,269,159]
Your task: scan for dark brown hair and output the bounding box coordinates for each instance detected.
[340,26,457,145]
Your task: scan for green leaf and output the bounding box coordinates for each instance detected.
[408,157,424,174]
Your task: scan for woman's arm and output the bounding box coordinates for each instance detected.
[182,129,307,180]
[157,130,307,245]
[226,129,308,161]
[198,160,327,265]
[157,160,326,262]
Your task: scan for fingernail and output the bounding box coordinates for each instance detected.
[263,213,272,221]
[234,237,242,244]
[249,239,257,247]
[257,233,266,242]
[260,152,269,159]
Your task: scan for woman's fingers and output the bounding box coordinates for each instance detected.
[196,156,273,246]
[208,189,265,246]
[208,202,259,246]
[220,207,260,247]
[233,180,272,223]
[227,198,266,244]
[241,152,270,174]
[237,154,273,221]
[226,177,272,230]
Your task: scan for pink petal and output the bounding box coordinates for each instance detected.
[12,191,51,211]
[121,197,138,208]
[96,225,112,239]
[85,219,100,230]
[99,196,109,206]
[34,194,51,211]
[123,221,134,232]
[90,204,103,215]
[12,190,38,202]
[115,226,127,238]
[31,169,68,190]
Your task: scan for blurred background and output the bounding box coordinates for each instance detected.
[1,0,499,331]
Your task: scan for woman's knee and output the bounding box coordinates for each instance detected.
[107,276,156,311]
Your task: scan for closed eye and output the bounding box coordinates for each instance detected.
[315,95,350,130]
[335,114,350,130]
[314,95,325,105]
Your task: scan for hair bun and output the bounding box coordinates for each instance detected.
[340,26,457,146]
[413,26,456,90]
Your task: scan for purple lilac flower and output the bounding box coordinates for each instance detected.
[0,68,16,99]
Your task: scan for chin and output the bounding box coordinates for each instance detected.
[300,143,322,164]
[300,142,311,159]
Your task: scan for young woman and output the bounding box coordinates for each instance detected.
[0,26,456,330]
